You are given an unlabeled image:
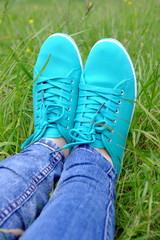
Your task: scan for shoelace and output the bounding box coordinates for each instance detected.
[21,76,73,149]
[52,82,124,153]
[70,83,123,142]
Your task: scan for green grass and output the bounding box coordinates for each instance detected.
[0,0,160,239]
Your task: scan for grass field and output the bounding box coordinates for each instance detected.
[0,0,160,239]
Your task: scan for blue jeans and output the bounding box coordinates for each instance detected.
[0,138,116,240]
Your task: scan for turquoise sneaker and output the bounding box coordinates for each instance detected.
[69,39,137,178]
[21,33,83,149]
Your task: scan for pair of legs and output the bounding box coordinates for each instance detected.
[0,33,136,239]
[0,139,116,240]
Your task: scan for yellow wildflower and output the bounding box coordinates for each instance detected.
[124,0,127,2]
[28,19,34,24]
[34,5,38,10]
[0,36,10,40]
[128,1,132,5]
[89,2,93,8]
[26,48,31,52]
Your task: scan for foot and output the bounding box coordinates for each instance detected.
[70,38,137,178]
[21,33,83,151]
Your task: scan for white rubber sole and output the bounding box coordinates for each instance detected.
[92,38,137,119]
[48,33,83,71]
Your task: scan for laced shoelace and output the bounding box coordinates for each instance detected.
[70,82,123,141]
[21,76,73,149]
[53,82,124,153]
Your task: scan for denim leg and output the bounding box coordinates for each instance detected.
[0,138,64,240]
[21,144,117,240]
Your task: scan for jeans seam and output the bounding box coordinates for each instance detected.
[104,178,113,240]
[106,166,113,175]
[0,153,62,226]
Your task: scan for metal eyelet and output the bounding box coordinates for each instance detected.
[108,138,112,143]
[110,129,114,133]
[112,118,116,124]
[66,126,69,130]
[67,116,70,121]
[69,98,72,102]
[118,99,122,105]
[121,90,124,96]
[115,109,119,114]
[71,79,74,84]
[68,107,71,112]
[71,89,73,93]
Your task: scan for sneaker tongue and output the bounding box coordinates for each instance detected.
[34,57,69,79]
[83,68,118,88]
[83,71,130,91]
[83,73,116,88]
[43,126,61,138]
